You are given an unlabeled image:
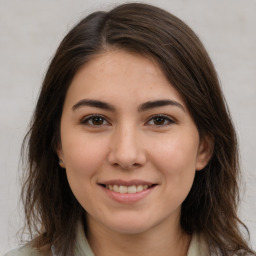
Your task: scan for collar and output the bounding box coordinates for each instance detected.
[72,221,209,256]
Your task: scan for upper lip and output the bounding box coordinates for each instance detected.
[99,179,155,186]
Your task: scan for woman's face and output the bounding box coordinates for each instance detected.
[58,50,211,235]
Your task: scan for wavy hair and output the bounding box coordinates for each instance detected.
[21,3,255,255]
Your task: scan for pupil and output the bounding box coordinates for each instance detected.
[92,117,103,125]
[154,117,164,125]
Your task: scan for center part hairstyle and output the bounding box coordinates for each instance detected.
[22,3,255,256]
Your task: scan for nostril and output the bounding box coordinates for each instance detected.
[112,162,137,169]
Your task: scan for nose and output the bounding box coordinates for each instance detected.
[107,124,147,170]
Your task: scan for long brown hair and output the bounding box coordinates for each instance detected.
[21,3,255,255]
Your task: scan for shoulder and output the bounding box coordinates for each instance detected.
[4,244,51,256]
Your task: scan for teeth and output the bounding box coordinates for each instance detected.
[106,184,150,193]
[119,185,128,193]
[113,185,119,192]
[127,185,136,194]
[137,185,143,192]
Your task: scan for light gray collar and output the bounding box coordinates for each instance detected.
[52,221,209,256]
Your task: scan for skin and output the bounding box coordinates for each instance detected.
[58,50,212,256]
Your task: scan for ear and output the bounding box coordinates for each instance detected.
[196,134,214,171]
[56,143,66,169]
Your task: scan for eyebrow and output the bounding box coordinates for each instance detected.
[138,100,185,112]
[72,99,115,111]
[72,99,185,112]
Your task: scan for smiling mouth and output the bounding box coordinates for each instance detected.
[100,184,156,194]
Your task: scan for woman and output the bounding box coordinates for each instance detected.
[5,3,255,256]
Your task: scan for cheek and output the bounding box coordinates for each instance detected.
[62,134,108,192]
[150,134,199,212]
[149,133,199,182]
[63,132,107,171]
[62,136,109,212]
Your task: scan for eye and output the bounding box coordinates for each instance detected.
[81,115,110,127]
[146,114,174,126]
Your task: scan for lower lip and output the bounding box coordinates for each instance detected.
[100,185,156,203]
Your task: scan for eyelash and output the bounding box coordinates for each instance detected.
[146,114,175,126]
[81,114,109,127]
[80,114,175,127]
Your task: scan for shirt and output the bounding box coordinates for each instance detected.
[5,222,209,256]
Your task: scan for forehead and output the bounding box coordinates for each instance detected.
[74,50,164,85]
[65,49,186,108]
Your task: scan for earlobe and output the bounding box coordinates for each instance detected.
[59,159,66,168]
[56,144,66,168]
[196,134,214,171]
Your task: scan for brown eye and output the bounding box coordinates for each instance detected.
[91,116,104,125]
[81,115,109,126]
[147,115,174,126]
[153,116,166,125]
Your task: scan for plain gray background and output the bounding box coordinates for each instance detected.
[1,0,255,254]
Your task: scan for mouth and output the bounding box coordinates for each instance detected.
[98,180,157,203]
[100,184,156,194]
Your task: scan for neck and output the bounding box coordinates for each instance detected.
[86,216,191,256]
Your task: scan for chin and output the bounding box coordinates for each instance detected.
[105,216,156,235]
